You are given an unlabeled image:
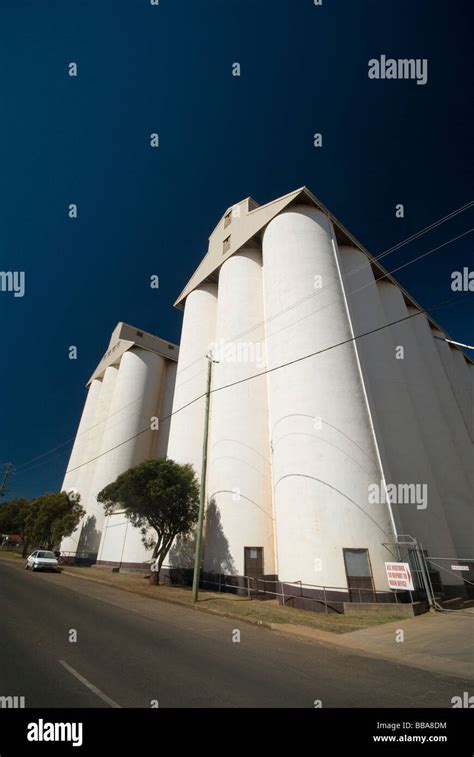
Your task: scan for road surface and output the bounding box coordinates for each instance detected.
[0,559,469,708]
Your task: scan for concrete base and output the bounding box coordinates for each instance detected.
[344,601,429,618]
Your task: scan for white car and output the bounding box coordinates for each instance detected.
[25,550,60,572]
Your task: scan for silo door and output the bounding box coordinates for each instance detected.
[244,547,264,596]
[343,548,375,603]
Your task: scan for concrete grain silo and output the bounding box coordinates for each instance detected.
[60,324,178,564]
[61,188,472,608]
[168,188,472,604]
[206,247,275,580]
[61,365,118,555]
[261,208,397,592]
[60,377,102,508]
[166,284,217,474]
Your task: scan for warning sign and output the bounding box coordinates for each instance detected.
[385,562,414,591]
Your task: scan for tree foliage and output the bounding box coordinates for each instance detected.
[98,458,200,584]
[0,498,31,556]
[23,492,84,551]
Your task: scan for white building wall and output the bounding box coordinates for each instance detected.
[407,311,473,558]
[61,365,118,554]
[166,283,218,475]
[435,339,474,442]
[153,360,177,459]
[60,378,102,500]
[206,248,274,577]
[341,249,462,567]
[113,359,179,568]
[89,348,165,561]
[451,348,473,440]
[262,207,396,590]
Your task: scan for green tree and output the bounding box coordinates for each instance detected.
[98,458,200,585]
[24,492,84,551]
[0,498,31,556]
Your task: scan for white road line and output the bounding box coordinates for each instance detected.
[59,660,122,708]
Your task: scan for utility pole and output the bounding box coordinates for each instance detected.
[192,353,217,603]
[0,463,14,498]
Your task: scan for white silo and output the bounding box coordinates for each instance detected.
[434,338,473,438]
[206,248,274,578]
[262,207,396,591]
[167,283,218,476]
[406,310,473,558]
[340,248,467,598]
[450,348,473,438]
[87,348,165,561]
[60,377,102,499]
[61,365,119,555]
[375,281,459,561]
[112,358,179,570]
[409,317,474,494]
[153,360,177,459]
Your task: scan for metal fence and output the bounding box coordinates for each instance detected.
[195,571,410,614]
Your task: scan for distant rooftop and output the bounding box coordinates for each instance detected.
[87,322,179,386]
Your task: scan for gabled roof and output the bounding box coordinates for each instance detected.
[173,186,473,365]
[87,322,179,386]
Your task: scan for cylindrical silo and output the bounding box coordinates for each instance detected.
[88,348,165,561]
[410,319,474,494]
[153,360,177,459]
[341,250,469,597]
[61,365,119,555]
[60,378,103,498]
[262,207,396,591]
[206,248,274,578]
[434,338,473,440]
[408,307,474,556]
[376,282,460,563]
[451,348,473,438]
[166,283,218,475]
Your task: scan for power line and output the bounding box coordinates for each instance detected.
[376,201,473,257]
[62,290,470,477]
[174,199,473,379]
[14,205,473,480]
[0,463,14,497]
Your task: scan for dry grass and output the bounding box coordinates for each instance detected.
[59,565,403,634]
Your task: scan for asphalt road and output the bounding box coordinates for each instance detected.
[0,559,470,708]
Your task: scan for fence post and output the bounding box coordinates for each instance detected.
[247,576,251,599]
[323,586,328,614]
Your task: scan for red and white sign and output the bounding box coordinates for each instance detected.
[385,562,414,591]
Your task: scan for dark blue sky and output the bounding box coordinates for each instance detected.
[1,0,472,499]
